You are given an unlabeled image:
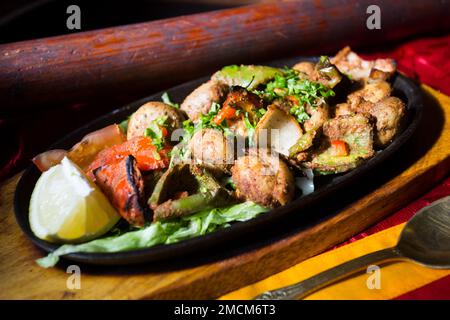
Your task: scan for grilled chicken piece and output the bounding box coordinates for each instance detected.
[93,155,147,227]
[354,96,405,146]
[127,102,184,141]
[347,81,392,106]
[232,150,294,208]
[340,81,404,147]
[188,128,235,175]
[180,80,228,122]
[334,103,353,117]
[331,46,396,81]
[307,114,374,174]
[293,61,315,79]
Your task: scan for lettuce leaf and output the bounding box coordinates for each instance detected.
[36,201,268,268]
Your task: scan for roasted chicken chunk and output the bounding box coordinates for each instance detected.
[188,128,235,175]
[331,46,396,81]
[354,96,405,146]
[336,81,404,147]
[232,150,294,208]
[127,101,184,141]
[180,80,228,122]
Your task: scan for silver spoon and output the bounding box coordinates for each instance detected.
[254,195,450,300]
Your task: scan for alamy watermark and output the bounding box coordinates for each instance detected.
[66,5,81,30]
[366,265,381,289]
[66,265,81,289]
[366,5,381,30]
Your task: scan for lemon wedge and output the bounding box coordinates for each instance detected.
[30,157,120,243]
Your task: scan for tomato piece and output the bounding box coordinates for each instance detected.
[68,124,126,169]
[286,95,300,106]
[161,126,168,137]
[33,124,126,172]
[86,136,170,180]
[213,104,238,125]
[330,140,349,156]
[94,155,147,227]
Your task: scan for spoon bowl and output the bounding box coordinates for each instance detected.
[397,196,450,268]
[254,196,450,300]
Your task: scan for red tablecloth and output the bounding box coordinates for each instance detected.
[2,33,449,299]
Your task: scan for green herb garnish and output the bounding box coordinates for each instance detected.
[253,67,335,123]
[144,116,168,151]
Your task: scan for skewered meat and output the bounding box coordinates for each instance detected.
[339,81,404,147]
[293,61,315,79]
[293,58,343,89]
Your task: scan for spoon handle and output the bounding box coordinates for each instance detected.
[254,247,401,300]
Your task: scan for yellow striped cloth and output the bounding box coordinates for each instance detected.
[220,223,450,299]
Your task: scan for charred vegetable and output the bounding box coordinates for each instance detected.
[289,130,316,156]
[93,155,148,227]
[149,164,235,221]
[86,136,171,180]
[212,65,282,91]
[313,56,343,89]
[215,86,265,138]
[217,86,263,125]
[307,114,374,174]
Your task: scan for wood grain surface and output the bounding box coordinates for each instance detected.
[0,84,449,300]
[1,0,449,111]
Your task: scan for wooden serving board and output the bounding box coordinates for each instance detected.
[1,85,449,300]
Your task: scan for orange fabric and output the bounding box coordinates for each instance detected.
[220,223,450,300]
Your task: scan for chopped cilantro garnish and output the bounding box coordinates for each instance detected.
[144,116,168,151]
[242,111,256,145]
[252,67,335,123]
